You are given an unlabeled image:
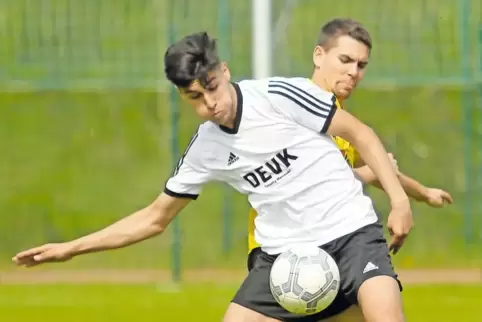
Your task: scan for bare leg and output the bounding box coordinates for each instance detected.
[223,303,282,322]
[357,276,405,322]
[319,305,365,322]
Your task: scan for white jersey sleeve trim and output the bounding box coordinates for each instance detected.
[267,78,337,133]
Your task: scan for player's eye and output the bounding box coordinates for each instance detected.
[358,62,367,69]
[207,84,219,92]
[339,56,351,64]
[188,93,202,100]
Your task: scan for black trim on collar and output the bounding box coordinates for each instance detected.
[219,82,243,134]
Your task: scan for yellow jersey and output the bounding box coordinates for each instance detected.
[247,98,360,253]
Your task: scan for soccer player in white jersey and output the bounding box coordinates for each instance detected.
[13,32,413,322]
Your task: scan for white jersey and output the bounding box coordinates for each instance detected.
[165,77,378,254]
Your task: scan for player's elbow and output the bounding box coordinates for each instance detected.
[148,203,169,234]
[148,192,191,234]
[148,196,182,234]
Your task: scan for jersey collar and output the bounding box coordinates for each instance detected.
[219,82,243,135]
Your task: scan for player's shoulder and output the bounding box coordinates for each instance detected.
[268,76,312,87]
[236,77,336,119]
[196,121,237,150]
[196,121,222,142]
[264,77,335,104]
[236,78,269,99]
[237,76,312,90]
[182,122,219,158]
[237,77,329,99]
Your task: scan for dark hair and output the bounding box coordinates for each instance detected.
[164,31,221,88]
[317,18,372,51]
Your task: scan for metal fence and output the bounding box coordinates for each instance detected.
[1,0,481,281]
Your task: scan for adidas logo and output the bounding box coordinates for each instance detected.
[228,152,239,166]
[362,262,379,274]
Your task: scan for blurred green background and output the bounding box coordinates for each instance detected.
[1,0,481,320]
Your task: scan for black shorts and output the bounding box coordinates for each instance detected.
[234,222,402,321]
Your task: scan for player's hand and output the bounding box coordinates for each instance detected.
[12,243,74,267]
[387,153,400,175]
[387,199,413,254]
[424,188,453,208]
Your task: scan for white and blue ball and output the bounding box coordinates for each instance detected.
[269,245,340,315]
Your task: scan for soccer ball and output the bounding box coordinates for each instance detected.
[269,245,340,315]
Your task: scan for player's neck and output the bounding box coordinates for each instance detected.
[310,72,346,103]
[220,83,238,129]
[310,73,331,94]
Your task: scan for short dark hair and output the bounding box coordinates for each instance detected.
[317,18,372,51]
[164,31,221,88]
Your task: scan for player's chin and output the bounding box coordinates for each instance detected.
[338,88,353,99]
[213,113,226,124]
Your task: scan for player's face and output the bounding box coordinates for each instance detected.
[313,35,369,99]
[178,63,235,126]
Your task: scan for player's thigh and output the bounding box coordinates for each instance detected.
[335,222,404,322]
[357,276,404,322]
[223,303,281,322]
[319,305,364,322]
[232,249,294,321]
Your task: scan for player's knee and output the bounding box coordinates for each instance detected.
[223,303,281,322]
[356,275,405,322]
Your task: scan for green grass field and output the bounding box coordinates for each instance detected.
[1,283,481,321]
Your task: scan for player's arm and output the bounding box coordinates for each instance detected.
[356,156,453,206]
[327,109,408,204]
[267,79,408,205]
[12,194,191,267]
[13,131,210,267]
[67,193,189,255]
[353,165,377,184]
[328,109,416,252]
[394,174,429,201]
[353,153,398,186]
[267,78,412,253]
[368,170,426,200]
[355,156,423,196]
[367,170,453,206]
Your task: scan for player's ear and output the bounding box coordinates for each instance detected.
[313,45,325,69]
[221,61,231,81]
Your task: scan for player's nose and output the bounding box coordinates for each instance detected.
[204,94,217,110]
[347,64,359,78]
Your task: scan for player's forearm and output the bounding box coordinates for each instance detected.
[369,173,428,202]
[351,127,409,205]
[68,205,165,256]
[394,173,428,201]
[353,165,377,184]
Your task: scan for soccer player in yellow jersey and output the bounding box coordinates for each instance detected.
[246,18,453,321]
